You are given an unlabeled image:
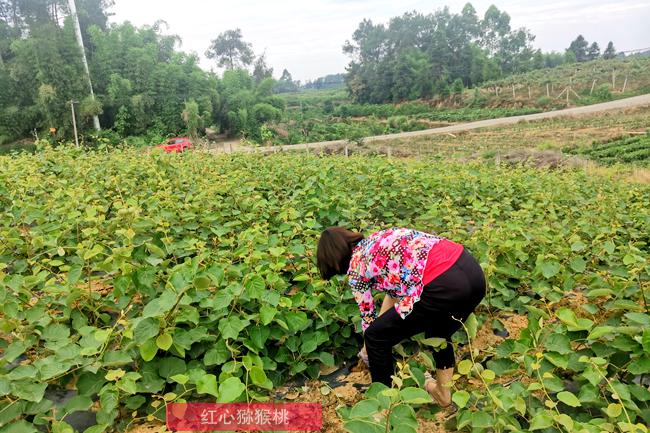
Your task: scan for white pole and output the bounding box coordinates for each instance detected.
[68,0,100,131]
[71,100,79,148]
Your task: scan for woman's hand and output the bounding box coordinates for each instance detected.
[358,344,369,366]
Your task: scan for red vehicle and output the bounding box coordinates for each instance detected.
[157,137,192,153]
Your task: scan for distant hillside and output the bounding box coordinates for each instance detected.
[473,57,650,107]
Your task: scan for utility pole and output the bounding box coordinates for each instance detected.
[70,100,79,148]
[68,0,100,131]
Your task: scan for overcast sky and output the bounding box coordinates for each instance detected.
[110,0,650,82]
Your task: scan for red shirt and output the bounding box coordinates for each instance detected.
[421,239,464,285]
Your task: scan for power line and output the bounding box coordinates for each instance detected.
[619,46,650,54]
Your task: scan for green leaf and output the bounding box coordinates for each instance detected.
[259,305,277,325]
[470,412,492,428]
[196,374,219,397]
[217,377,245,403]
[204,339,230,366]
[0,420,39,433]
[627,355,650,374]
[556,307,578,327]
[11,382,47,402]
[52,421,74,433]
[249,367,271,389]
[622,254,636,265]
[218,317,250,340]
[457,359,472,375]
[544,352,568,369]
[570,241,586,252]
[349,399,380,418]
[245,275,265,297]
[170,374,189,385]
[193,276,211,289]
[211,292,232,310]
[318,352,335,367]
[419,337,446,348]
[588,326,615,340]
[642,329,650,353]
[529,411,554,430]
[41,324,70,341]
[569,257,586,273]
[553,414,574,431]
[556,308,593,331]
[142,290,177,318]
[556,391,581,407]
[343,419,383,433]
[82,424,108,433]
[62,395,93,413]
[452,390,470,408]
[134,318,160,342]
[606,403,622,418]
[465,314,478,340]
[399,387,432,404]
[539,260,561,278]
[545,333,572,354]
[156,333,173,351]
[158,357,187,379]
[139,338,158,362]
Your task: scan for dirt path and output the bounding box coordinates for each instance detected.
[214,93,650,154]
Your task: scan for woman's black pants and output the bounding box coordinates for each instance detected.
[363,249,486,386]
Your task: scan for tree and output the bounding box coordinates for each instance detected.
[587,42,600,61]
[567,35,589,62]
[274,69,298,93]
[343,3,538,103]
[182,99,200,138]
[252,52,273,83]
[481,5,511,55]
[205,28,254,70]
[603,41,616,59]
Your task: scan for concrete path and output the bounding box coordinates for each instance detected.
[210,93,650,154]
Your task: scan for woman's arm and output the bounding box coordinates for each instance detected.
[359,294,397,365]
[378,294,397,316]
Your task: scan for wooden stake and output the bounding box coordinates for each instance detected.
[557,87,567,99]
[512,84,516,98]
[546,83,550,98]
[612,70,616,88]
[528,86,531,99]
[622,75,628,93]
[566,86,571,105]
[344,145,349,157]
[590,79,597,95]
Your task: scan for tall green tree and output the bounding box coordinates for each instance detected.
[274,69,298,93]
[182,99,200,138]
[603,41,617,59]
[205,28,254,70]
[252,51,273,83]
[567,35,589,62]
[587,42,600,61]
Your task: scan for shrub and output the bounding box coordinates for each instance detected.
[593,84,613,101]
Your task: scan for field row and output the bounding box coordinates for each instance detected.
[0,147,648,432]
